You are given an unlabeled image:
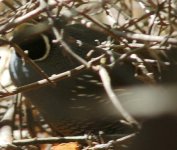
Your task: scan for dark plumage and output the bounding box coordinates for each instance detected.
[9,22,139,135]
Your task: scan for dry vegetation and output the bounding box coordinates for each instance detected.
[0,0,177,149]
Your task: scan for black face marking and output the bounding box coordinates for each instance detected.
[17,34,50,61]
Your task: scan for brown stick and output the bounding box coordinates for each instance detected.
[0,105,18,149]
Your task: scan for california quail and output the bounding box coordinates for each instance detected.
[9,19,140,135]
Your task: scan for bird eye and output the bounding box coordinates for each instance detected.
[17,34,50,61]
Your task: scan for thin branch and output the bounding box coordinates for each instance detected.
[87,133,136,150]
[41,0,90,67]
[0,54,105,98]
[13,135,88,145]
[12,43,55,86]
[113,30,177,44]
[0,105,18,149]
[62,3,177,45]
[62,3,132,48]
[13,133,135,146]
[97,66,140,128]
[2,1,16,11]
[0,0,58,33]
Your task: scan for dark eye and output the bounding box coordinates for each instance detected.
[18,34,50,61]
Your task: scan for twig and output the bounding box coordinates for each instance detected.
[0,105,19,149]
[12,43,56,86]
[62,3,177,45]
[97,66,140,128]
[0,37,55,86]
[86,133,136,150]
[2,1,16,11]
[62,2,132,49]
[113,30,177,44]
[120,11,154,29]
[41,1,90,67]
[13,135,88,146]
[0,0,58,33]
[12,133,135,147]
[0,54,105,98]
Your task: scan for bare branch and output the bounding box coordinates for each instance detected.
[98,66,140,128]
[0,54,105,98]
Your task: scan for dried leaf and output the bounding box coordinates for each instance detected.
[52,142,80,150]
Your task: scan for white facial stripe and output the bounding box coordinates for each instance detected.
[34,34,51,61]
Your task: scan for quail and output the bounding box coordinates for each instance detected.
[9,19,141,136]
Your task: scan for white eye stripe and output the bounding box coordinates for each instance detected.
[34,34,51,62]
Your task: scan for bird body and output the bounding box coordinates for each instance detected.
[9,22,138,135]
[10,52,121,135]
[9,22,177,135]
